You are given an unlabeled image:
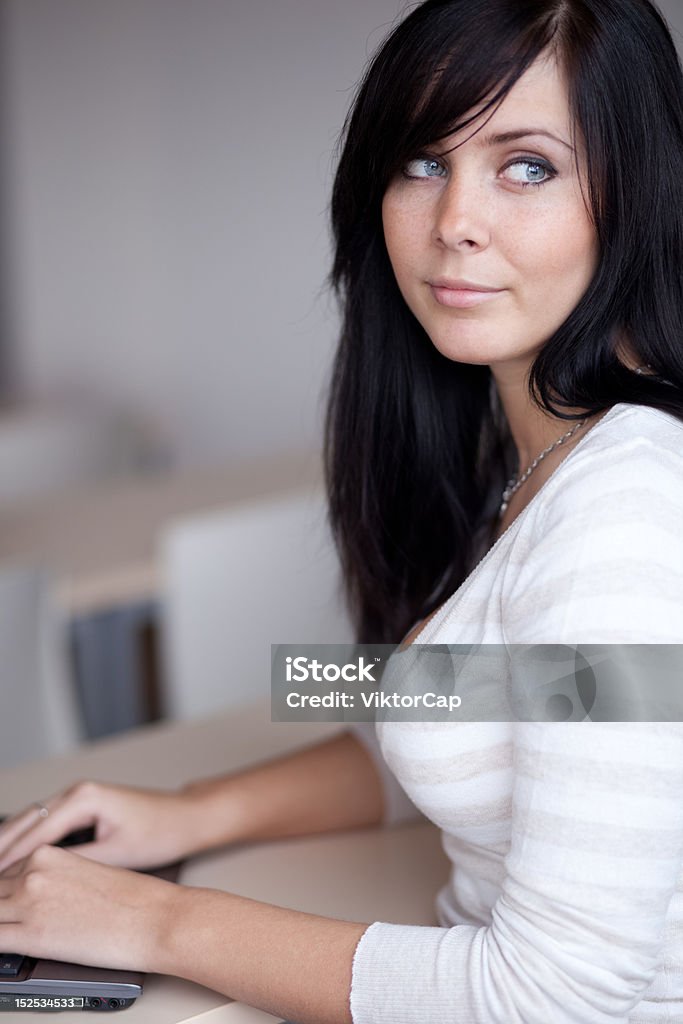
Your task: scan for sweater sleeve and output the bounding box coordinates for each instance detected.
[348,723,423,826]
[349,438,683,1023]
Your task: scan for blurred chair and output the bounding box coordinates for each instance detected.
[0,403,167,506]
[0,565,84,771]
[159,486,354,720]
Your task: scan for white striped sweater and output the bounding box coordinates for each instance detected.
[350,402,683,1024]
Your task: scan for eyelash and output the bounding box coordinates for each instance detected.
[506,157,558,189]
[401,154,558,189]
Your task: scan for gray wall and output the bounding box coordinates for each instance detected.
[659,0,683,47]
[0,0,406,464]
[1,0,681,467]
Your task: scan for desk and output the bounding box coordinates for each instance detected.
[0,452,321,617]
[0,700,448,1023]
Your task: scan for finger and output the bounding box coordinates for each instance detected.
[0,854,29,880]
[0,874,19,896]
[0,799,96,873]
[62,840,130,867]
[0,806,55,868]
[0,927,22,952]
[0,818,48,873]
[0,804,49,850]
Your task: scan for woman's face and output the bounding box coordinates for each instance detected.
[381,54,599,376]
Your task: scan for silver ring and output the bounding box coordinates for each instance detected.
[32,802,49,819]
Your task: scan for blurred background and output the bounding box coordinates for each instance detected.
[0,0,681,770]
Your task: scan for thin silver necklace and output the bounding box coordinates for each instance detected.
[498,365,656,519]
[499,418,586,517]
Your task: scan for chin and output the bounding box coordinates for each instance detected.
[427,335,509,366]
[425,320,540,368]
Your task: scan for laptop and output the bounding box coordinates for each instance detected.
[0,819,182,1012]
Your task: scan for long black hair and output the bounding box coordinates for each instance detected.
[324,0,683,643]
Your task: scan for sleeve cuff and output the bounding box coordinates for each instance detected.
[350,920,469,1024]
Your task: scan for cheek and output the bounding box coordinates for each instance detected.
[381,192,424,276]
[508,203,598,292]
[550,220,599,290]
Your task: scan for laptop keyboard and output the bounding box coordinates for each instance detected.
[0,953,26,976]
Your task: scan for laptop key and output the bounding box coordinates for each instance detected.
[0,952,26,976]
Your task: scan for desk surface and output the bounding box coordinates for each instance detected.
[0,452,320,616]
[0,701,448,1023]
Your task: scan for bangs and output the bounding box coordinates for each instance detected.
[364,2,569,189]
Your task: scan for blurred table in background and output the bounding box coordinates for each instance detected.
[0,452,321,740]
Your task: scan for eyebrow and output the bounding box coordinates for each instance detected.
[482,128,575,152]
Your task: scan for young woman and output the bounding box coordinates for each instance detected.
[1,1,683,1022]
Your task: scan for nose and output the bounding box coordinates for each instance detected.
[431,172,491,252]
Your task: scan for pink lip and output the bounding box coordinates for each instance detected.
[429,279,506,309]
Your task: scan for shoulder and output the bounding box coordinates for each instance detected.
[544,402,683,522]
[503,403,683,643]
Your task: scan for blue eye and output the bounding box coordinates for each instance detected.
[504,158,556,188]
[403,156,447,179]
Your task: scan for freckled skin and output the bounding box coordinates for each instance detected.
[381,54,600,379]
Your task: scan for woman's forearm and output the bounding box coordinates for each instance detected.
[157,885,366,1024]
[153,732,382,1021]
[180,730,385,855]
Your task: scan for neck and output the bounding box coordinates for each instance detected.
[491,360,592,467]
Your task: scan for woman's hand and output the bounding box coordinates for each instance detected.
[0,844,178,973]
[0,781,203,874]
[0,843,364,1024]
[0,731,388,877]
